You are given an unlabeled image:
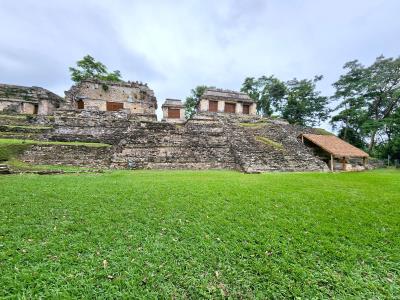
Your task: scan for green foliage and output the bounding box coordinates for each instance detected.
[331,55,400,156]
[255,136,284,150]
[281,76,330,126]
[241,75,329,126]
[0,170,399,298]
[239,121,267,128]
[184,85,213,118]
[69,55,123,83]
[0,142,30,161]
[241,76,286,116]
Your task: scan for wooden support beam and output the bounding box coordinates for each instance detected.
[330,154,334,172]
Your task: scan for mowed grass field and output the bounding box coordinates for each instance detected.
[0,170,399,298]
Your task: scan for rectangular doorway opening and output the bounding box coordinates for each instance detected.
[77,100,84,109]
[224,102,236,113]
[168,108,180,118]
[106,101,124,111]
[209,100,218,112]
[243,104,250,114]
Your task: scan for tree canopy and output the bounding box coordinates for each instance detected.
[69,55,122,83]
[241,75,329,126]
[184,85,214,118]
[331,55,400,158]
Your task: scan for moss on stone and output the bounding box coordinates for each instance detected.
[239,122,267,128]
[313,128,334,135]
[255,136,284,150]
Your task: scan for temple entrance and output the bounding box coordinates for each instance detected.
[224,102,236,113]
[209,100,218,112]
[243,104,250,114]
[106,101,124,111]
[77,100,84,109]
[168,108,180,118]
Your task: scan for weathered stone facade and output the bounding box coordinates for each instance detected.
[64,80,157,115]
[35,110,328,172]
[199,88,257,115]
[161,99,186,123]
[0,84,64,115]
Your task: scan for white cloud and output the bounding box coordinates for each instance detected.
[0,0,399,127]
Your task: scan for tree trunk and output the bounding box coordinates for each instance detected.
[368,129,377,153]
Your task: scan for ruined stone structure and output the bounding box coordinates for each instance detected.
[64,80,157,115]
[198,88,257,115]
[161,99,186,123]
[16,109,328,173]
[0,84,64,115]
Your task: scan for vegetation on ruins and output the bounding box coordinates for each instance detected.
[184,85,214,118]
[331,55,400,160]
[241,75,330,126]
[0,138,110,161]
[1,170,399,298]
[69,55,122,85]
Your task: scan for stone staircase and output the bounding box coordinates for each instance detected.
[220,117,328,173]
[0,164,11,174]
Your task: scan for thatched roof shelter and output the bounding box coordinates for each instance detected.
[301,134,369,171]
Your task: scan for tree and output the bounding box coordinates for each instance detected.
[241,76,286,116]
[281,76,330,126]
[184,85,214,118]
[241,75,329,126]
[332,55,400,153]
[69,55,122,83]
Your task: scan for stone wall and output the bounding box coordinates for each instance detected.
[21,144,112,167]
[64,80,157,114]
[0,84,63,115]
[41,110,328,173]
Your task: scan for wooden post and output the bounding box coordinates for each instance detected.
[330,154,334,172]
[363,157,367,167]
[301,135,304,143]
[342,157,346,171]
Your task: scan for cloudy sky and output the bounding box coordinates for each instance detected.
[1,0,399,126]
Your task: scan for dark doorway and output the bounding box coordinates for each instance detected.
[209,101,218,112]
[168,108,180,118]
[243,104,250,114]
[106,101,124,111]
[77,100,84,109]
[33,104,38,114]
[224,102,236,113]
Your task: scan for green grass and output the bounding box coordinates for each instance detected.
[0,138,111,161]
[6,159,96,172]
[239,121,267,128]
[1,125,53,130]
[255,136,284,150]
[0,114,27,120]
[0,170,399,298]
[313,128,335,135]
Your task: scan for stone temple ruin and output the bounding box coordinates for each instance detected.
[0,84,64,115]
[0,79,370,173]
[64,79,157,116]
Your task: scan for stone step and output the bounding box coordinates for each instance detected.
[0,164,11,174]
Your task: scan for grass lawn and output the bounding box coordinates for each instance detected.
[0,170,399,298]
[0,138,111,162]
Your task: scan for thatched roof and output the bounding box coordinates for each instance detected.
[302,134,369,158]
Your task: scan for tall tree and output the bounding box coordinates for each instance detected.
[69,55,122,83]
[241,76,286,116]
[332,55,400,153]
[281,76,330,126]
[241,75,329,126]
[184,85,214,118]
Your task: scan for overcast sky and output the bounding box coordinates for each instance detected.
[1,0,399,126]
